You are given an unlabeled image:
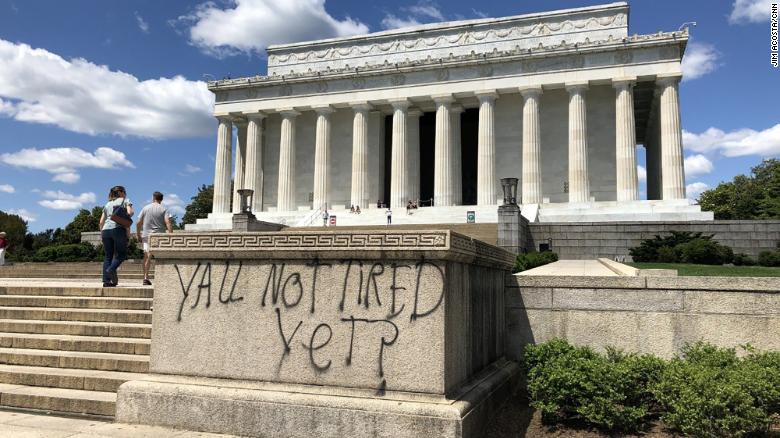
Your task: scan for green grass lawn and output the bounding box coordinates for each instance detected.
[628,263,780,277]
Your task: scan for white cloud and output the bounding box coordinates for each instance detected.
[8,208,36,222]
[52,173,80,184]
[683,124,780,157]
[381,15,422,29]
[38,190,97,210]
[637,165,647,183]
[163,193,186,216]
[135,11,150,33]
[185,164,201,173]
[684,154,714,177]
[686,182,709,200]
[173,0,368,58]
[681,42,720,81]
[0,147,134,184]
[381,1,447,30]
[729,0,771,24]
[0,39,214,138]
[0,184,14,193]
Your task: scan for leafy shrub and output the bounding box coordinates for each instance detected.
[629,231,733,265]
[656,246,678,263]
[524,340,780,436]
[732,253,756,266]
[91,240,143,261]
[654,342,780,437]
[523,339,663,432]
[676,239,733,265]
[758,249,780,267]
[514,251,558,273]
[32,243,97,262]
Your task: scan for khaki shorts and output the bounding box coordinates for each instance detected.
[142,237,150,253]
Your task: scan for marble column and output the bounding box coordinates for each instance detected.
[212,116,233,214]
[312,106,333,211]
[476,91,497,205]
[407,109,422,203]
[350,103,371,209]
[390,99,410,209]
[433,95,454,207]
[244,113,265,212]
[658,74,686,200]
[566,82,590,203]
[520,87,543,205]
[277,109,299,212]
[232,120,248,214]
[451,104,464,205]
[613,78,639,202]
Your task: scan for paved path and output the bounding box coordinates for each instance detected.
[0,409,236,437]
[518,259,619,276]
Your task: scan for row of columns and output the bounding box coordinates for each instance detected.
[211,75,686,214]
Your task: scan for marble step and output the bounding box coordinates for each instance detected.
[0,319,151,339]
[0,382,116,417]
[0,364,146,392]
[0,333,150,355]
[0,348,149,373]
[0,286,152,299]
[0,307,151,325]
[0,295,152,310]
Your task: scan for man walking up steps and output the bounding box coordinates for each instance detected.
[136,191,173,285]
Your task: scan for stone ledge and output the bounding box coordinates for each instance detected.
[646,276,780,292]
[509,275,647,289]
[117,360,520,438]
[149,230,515,269]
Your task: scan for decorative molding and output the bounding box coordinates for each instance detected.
[208,31,686,92]
[149,231,515,268]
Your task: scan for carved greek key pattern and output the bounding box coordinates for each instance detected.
[151,232,450,250]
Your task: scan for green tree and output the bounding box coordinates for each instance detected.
[182,184,214,225]
[59,206,103,244]
[698,159,780,220]
[0,210,29,256]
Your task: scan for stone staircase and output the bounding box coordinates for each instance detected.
[0,262,152,281]
[0,282,151,418]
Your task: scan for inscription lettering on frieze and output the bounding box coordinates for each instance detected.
[168,259,446,391]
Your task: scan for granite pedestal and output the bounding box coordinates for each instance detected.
[116,230,518,438]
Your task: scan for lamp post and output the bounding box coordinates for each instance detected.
[500,177,519,206]
[237,189,254,214]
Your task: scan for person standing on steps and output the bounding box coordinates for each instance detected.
[322,209,329,226]
[386,208,392,225]
[136,191,172,286]
[0,232,8,266]
[98,186,133,288]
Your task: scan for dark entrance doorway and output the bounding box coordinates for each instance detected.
[382,109,479,206]
[461,108,478,205]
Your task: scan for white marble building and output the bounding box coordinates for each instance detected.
[191,2,712,230]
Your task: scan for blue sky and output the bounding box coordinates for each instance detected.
[0,0,778,232]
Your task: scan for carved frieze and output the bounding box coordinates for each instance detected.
[267,4,628,75]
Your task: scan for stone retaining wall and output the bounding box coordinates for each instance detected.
[505,274,780,359]
[528,220,780,260]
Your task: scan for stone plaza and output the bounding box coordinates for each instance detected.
[190,1,711,231]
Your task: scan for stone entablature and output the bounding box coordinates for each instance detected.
[211,32,684,109]
[265,2,628,76]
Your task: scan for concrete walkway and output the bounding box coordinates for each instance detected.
[0,409,236,437]
[517,259,619,276]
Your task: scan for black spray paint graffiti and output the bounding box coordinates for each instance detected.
[174,261,244,322]
[173,258,443,387]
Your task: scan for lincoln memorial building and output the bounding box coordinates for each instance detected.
[190,2,712,230]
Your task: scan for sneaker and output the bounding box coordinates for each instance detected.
[109,270,118,286]
[143,279,152,286]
